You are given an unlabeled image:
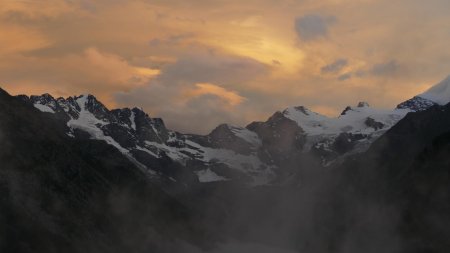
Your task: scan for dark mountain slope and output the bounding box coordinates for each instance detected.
[168,105,450,253]
[316,104,450,253]
[0,88,209,253]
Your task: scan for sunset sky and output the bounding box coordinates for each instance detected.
[1,0,450,133]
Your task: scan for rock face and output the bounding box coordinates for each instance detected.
[396,96,438,111]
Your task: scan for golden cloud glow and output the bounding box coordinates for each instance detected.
[0,25,50,55]
[186,83,246,106]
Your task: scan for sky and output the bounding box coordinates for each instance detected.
[1,0,450,134]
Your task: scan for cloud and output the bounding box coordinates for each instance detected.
[0,48,158,103]
[187,83,246,106]
[321,58,348,73]
[370,60,399,76]
[115,50,268,134]
[149,33,196,47]
[295,14,337,41]
[338,73,352,81]
[158,51,268,85]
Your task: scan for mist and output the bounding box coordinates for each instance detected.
[167,105,450,253]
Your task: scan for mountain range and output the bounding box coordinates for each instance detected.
[1,75,450,252]
[17,75,450,187]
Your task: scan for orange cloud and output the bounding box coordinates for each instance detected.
[187,83,246,106]
[0,25,50,55]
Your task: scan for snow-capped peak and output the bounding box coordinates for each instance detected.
[75,94,101,107]
[283,102,407,136]
[418,75,450,105]
[75,94,89,106]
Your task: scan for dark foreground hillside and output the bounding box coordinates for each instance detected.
[0,88,211,253]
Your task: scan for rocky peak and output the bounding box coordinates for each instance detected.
[78,94,107,112]
[396,96,437,112]
[30,93,56,105]
[357,101,370,108]
[340,106,352,116]
[341,102,369,116]
[75,94,111,121]
[292,106,310,115]
[397,74,450,111]
[365,117,385,130]
[111,108,134,128]
[207,124,256,154]
[247,111,305,160]
[132,111,169,144]
[209,123,231,135]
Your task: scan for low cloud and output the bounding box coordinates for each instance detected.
[295,14,337,41]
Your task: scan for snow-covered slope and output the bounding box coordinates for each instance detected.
[397,75,450,111]
[280,102,409,165]
[418,75,450,105]
[283,103,407,136]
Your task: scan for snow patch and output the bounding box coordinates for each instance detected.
[34,103,55,113]
[195,169,228,183]
[135,146,159,158]
[229,126,262,146]
[130,110,136,130]
[69,96,126,150]
[142,139,274,185]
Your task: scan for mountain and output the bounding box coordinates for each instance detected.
[0,88,210,253]
[19,75,450,186]
[19,93,273,186]
[278,102,408,165]
[173,92,450,253]
[316,102,450,253]
[397,75,450,111]
[419,75,450,105]
[19,97,410,186]
[194,92,450,253]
